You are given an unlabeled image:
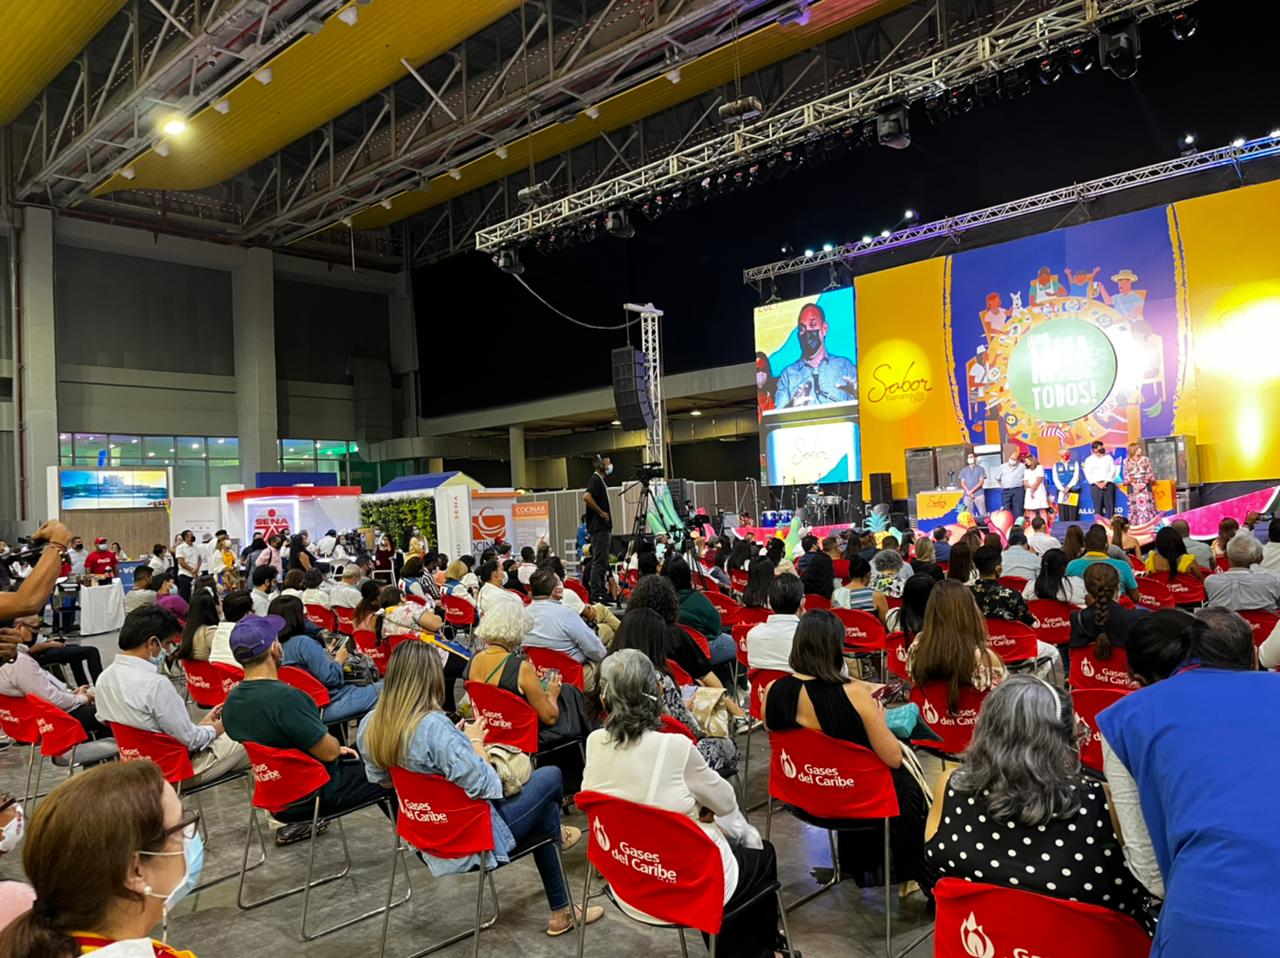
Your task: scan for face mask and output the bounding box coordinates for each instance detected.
[0,806,24,854]
[96,544,108,552]
[149,641,167,669]
[756,371,767,387]
[605,464,613,475]
[143,830,204,928]
[798,327,823,357]
[967,458,976,465]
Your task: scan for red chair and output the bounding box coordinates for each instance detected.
[0,694,47,805]
[909,682,989,757]
[182,659,244,708]
[575,790,793,958]
[679,624,712,659]
[1238,608,1280,646]
[803,593,832,611]
[279,665,333,709]
[19,695,119,806]
[884,631,910,682]
[236,743,406,939]
[333,605,356,636]
[667,658,695,686]
[829,607,887,654]
[832,558,850,583]
[703,590,740,618]
[1070,646,1139,691]
[379,769,565,958]
[983,618,1039,666]
[733,606,770,628]
[1136,577,1175,609]
[352,628,390,675]
[741,668,790,808]
[305,603,337,631]
[506,588,533,606]
[1072,688,1129,773]
[463,680,584,765]
[402,593,428,607]
[441,594,477,634]
[1161,572,1206,606]
[933,878,1152,958]
[524,647,586,691]
[1127,554,1147,572]
[563,578,590,602]
[1214,554,1230,572]
[659,715,700,743]
[729,569,749,594]
[1028,599,1074,647]
[997,575,1028,592]
[885,595,903,611]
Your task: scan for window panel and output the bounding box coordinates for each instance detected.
[142,436,175,460]
[175,463,208,497]
[208,462,241,495]
[178,437,206,459]
[281,439,316,460]
[208,437,238,460]
[74,433,108,463]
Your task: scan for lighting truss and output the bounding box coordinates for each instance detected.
[475,0,1198,252]
[626,303,667,470]
[742,133,1280,282]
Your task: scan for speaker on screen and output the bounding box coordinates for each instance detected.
[611,347,653,431]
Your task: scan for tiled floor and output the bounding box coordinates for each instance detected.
[0,630,936,957]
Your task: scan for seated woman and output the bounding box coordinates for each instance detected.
[870,549,906,598]
[270,595,381,725]
[581,650,791,958]
[884,573,934,645]
[909,536,945,581]
[926,675,1152,929]
[300,568,330,609]
[833,555,887,619]
[358,641,603,937]
[398,554,432,601]
[442,559,475,603]
[764,610,930,890]
[1145,525,1204,581]
[609,608,739,776]
[739,558,774,612]
[906,579,1006,705]
[374,585,466,713]
[944,542,977,586]
[176,585,221,662]
[1111,516,1140,556]
[351,580,383,633]
[663,556,738,686]
[1022,547,1087,606]
[477,559,521,619]
[467,599,595,791]
[279,568,306,599]
[800,551,836,603]
[1068,563,1147,672]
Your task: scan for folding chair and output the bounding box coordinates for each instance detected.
[1069,646,1139,691]
[575,790,794,958]
[908,682,988,761]
[377,769,570,958]
[679,624,712,659]
[733,606,770,628]
[741,668,789,809]
[562,578,590,603]
[352,628,391,674]
[1135,578,1175,610]
[524,647,586,691]
[17,695,119,806]
[236,742,409,939]
[1027,599,1073,647]
[932,878,1151,958]
[667,659,695,687]
[1238,608,1280,646]
[883,633,910,683]
[803,594,832,610]
[1072,688,1129,774]
[1161,572,1206,607]
[703,590,740,619]
[441,594,477,640]
[463,680,585,766]
[0,695,43,806]
[182,659,243,709]
[279,665,332,708]
[305,604,337,631]
[997,576,1028,592]
[729,569,750,595]
[830,608,887,679]
[333,605,356,636]
[983,619,1039,669]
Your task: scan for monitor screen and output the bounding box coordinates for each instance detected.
[59,470,170,511]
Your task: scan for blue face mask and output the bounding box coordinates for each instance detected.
[149,641,167,670]
[143,829,204,933]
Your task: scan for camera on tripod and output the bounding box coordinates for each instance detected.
[634,461,663,483]
[9,537,50,566]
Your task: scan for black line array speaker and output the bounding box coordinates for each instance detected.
[869,472,894,506]
[611,347,654,431]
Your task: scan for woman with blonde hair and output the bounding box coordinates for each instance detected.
[906,579,1006,710]
[359,642,601,937]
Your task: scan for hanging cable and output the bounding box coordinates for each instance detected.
[508,273,640,331]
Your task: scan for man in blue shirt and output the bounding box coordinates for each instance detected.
[774,302,858,409]
[958,452,988,518]
[993,451,1026,517]
[1064,525,1140,602]
[931,527,952,562]
[523,569,607,665]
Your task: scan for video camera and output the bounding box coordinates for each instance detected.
[634,461,664,483]
[8,537,50,567]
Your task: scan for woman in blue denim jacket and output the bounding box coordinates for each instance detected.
[269,594,381,724]
[357,641,605,937]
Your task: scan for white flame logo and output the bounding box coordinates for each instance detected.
[592,818,611,853]
[780,750,797,779]
[1080,658,1095,678]
[895,644,908,662]
[961,912,995,958]
[921,698,940,725]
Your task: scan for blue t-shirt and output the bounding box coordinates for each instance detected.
[958,465,986,493]
[1065,553,1137,594]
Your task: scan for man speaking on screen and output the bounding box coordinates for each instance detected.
[774,302,858,409]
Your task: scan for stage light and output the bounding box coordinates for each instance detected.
[822,243,834,253]
[880,229,890,238]
[604,208,634,238]
[161,117,187,136]
[1165,10,1197,40]
[947,85,974,115]
[804,248,815,257]
[861,234,873,244]
[719,96,763,126]
[690,409,702,417]
[1036,54,1063,85]
[904,208,916,221]
[254,67,272,85]
[1068,43,1095,74]
[337,7,358,25]
[974,73,1001,106]
[1231,137,1246,148]
[1099,20,1141,80]
[1002,65,1032,98]
[610,419,621,426]
[782,148,804,169]
[875,101,910,149]
[154,141,170,157]
[494,248,524,275]
[1179,132,1198,156]
[1271,129,1280,139]
[923,93,949,125]
[517,181,551,204]
[577,217,599,243]
[534,235,551,254]
[120,165,136,180]
[824,263,840,291]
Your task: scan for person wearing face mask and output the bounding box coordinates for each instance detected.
[0,761,203,956]
[754,351,778,417]
[772,302,858,410]
[958,451,988,519]
[0,794,33,933]
[582,455,614,604]
[83,537,120,579]
[993,449,1027,517]
[1053,450,1082,522]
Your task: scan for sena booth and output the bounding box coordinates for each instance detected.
[223,485,362,545]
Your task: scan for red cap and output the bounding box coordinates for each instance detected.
[94,537,107,545]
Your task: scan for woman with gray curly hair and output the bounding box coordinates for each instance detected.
[581,650,790,957]
[924,675,1152,931]
[870,548,906,598]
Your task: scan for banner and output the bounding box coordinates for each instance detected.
[470,491,518,552]
[511,500,550,551]
[433,485,471,560]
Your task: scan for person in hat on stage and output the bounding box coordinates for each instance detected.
[1099,269,1145,319]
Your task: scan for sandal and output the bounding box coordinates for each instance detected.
[561,825,582,850]
[546,904,604,937]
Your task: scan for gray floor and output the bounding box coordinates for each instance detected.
[0,630,936,957]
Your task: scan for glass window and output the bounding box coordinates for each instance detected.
[316,458,341,476]
[208,437,238,460]
[178,437,206,459]
[142,436,175,460]
[74,433,108,463]
[59,433,74,463]
[282,459,318,473]
[208,462,241,495]
[316,440,348,461]
[175,462,208,497]
[281,439,316,460]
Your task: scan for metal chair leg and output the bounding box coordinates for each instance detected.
[302,810,412,940]
[576,867,593,958]
[237,797,349,911]
[783,828,841,913]
[678,928,690,958]
[776,888,795,954]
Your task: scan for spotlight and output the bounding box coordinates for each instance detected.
[879,229,890,238]
[783,148,804,170]
[1068,43,1095,75]
[1099,20,1141,80]
[903,208,916,221]
[822,243,834,253]
[120,165,136,180]
[1002,65,1032,98]
[254,67,273,85]
[534,235,552,254]
[875,101,910,149]
[861,234,872,244]
[1165,10,1197,41]
[494,248,524,275]
[690,409,702,417]
[947,85,974,115]
[154,141,170,157]
[605,208,635,238]
[780,244,793,254]
[212,99,231,114]
[161,117,186,136]
[1179,132,1197,156]
[1271,129,1280,139]
[974,73,1001,106]
[858,119,878,147]
[923,93,949,125]
[1231,136,1246,148]
[517,181,552,205]
[1036,54,1063,85]
[718,96,763,126]
[337,7,358,25]
[611,419,622,426]
[824,263,840,291]
[577,217,599,243]
[803,248,815,257]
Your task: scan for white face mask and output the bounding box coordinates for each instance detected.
[0,806,24,854]
[605,463,613,475]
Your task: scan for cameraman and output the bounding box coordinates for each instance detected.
[0,521,75,664]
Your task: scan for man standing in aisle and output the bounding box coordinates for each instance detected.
[174,530,202,600]
[582,455,614,604]
[959,452,988,519]
[1084,441,1118,520]
[993,450,1026,517]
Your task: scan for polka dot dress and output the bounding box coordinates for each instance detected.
[926,778,1153,931]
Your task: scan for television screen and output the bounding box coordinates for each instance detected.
[60,470,170,511]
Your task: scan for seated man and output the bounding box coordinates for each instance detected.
[95,606,248,786]
[517,546,538,586]
[124,565,158,614]
[971,546,1034,624]
[746,573,804,673]
[1064,525,1140,602]
[1000,531,1043,581]
[208,590,255,667]
[1205,534,1280,611]
[0,617,109,738]
[328,565,363,609]
[523,569,607,668]
[931,526,952,563]
[152,572,189,619]
[249,564,277,616]
[1026,517,1061,555]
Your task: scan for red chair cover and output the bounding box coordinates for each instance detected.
[909,682,988,755]
[24,696,88,757]
[733,606,770,628]
[997,576,1028,592]
[1162,573,1206,605]
[0,694,38,745]
[351,628,390,674]
[278,666,332,708]
[1127,554,1147,572]
[832,559,850,584]
[1135,578,1175,610]
[576,790,726,935]
[747,668,789,722]
[731,623,752,668]
[441,594,476,627]
[1214,554,1229,572]
[933,878,1152,958]
[305,604,337,631]
[1070,646,1138,691]
[659,715,700,743]
[667,659,694,687]
[829,608,887,654]
[402,593,428,607]
[884,632,910,682]
[679,624,712,659]
[389,768,494,858]
[703,591,739,617]
[110,724,195,783]
[563,579,590,602]
[243,742,331,814]
[768,728,899,820]
[729,570,750,594]
[983,619,1038,665]
[463,680,539,753]
[885,596,903,610]
[524,647,586,691]
[1072,687,1129,772]
[1027,599,1073,646]
[803,594,832,611]
[333,606,356,636]
[182,659,243,708]
[1238,608,1280,646]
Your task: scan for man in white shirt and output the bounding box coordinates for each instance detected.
[316,529,338,557]
[208,591,255,667]
[96,605,247,786]
[1260,518,1280,573]
[1169,519,1212,570]
[249,564,277,616]
[329,565,363,608]
[1205,535,1280,611]
[67,537,88,576]
[523,570,607,665]
[1083,441,1118,520]
[516,546,539,586]
[174,530,202,600]
[993,452,1026,516]
[1026,517,1062,555]
[746,574,804,673]
[999,531,1042,580]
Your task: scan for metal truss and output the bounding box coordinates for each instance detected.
[475,0,1197,251]
[742,133,1280,282]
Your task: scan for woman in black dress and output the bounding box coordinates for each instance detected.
[764,610,931,890]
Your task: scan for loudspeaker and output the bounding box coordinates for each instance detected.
[667,478,691,513]
[611,347,653,431]
[869,472,893,506]
[890,512,910,532]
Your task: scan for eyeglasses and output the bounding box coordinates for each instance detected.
[151,808,201,847]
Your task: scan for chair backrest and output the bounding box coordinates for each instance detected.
[832,559,850,584]
[389,767,494,858]
[242,742,331,813]
[803,593,832,611]
[1127,554,1146,572]
[1072,688,1130,772]
[747,668,789,721]
[703,590,739,617]
[729,569,750,593]
[1070,646,1138,691]
[932,878,1152,958]
[23,696,89,757]
[731,623,752,667]
[463,680,540,753]
[909,682,988,755]
[1237,608,1280,646]
[562,578,590,602]
[733,606,770,628]
[659,714,700,743]
[1027,599,1073,646]
[666,659,694,687]
[885,595,903,610]
[278,665,332,708]
[576,790,726,935]
[333,605,356,635]
[768,728,899,820]
[997,575,1028,592]
[0,694,38,745]
[678,624,712,658]
[506,588,532,606]
[524,646,585,691]
[983,619,1039,665]
[402,593,428,607]
[305,604,336,631]
[182,659,242,708]
[1214,554,1229,572]
[440,594,475,626]
[829,607,887,654]
[884,631,910,682]
[1135,577,1174,609]
[109,724,195,783]
[351,628,390,674]
[1162,572,1206,606]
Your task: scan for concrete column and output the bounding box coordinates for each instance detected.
[16,208,59,522]
[427,457,444,473]
[509,424,527,489]
[389,271,420,438]
[232,248,278,486]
